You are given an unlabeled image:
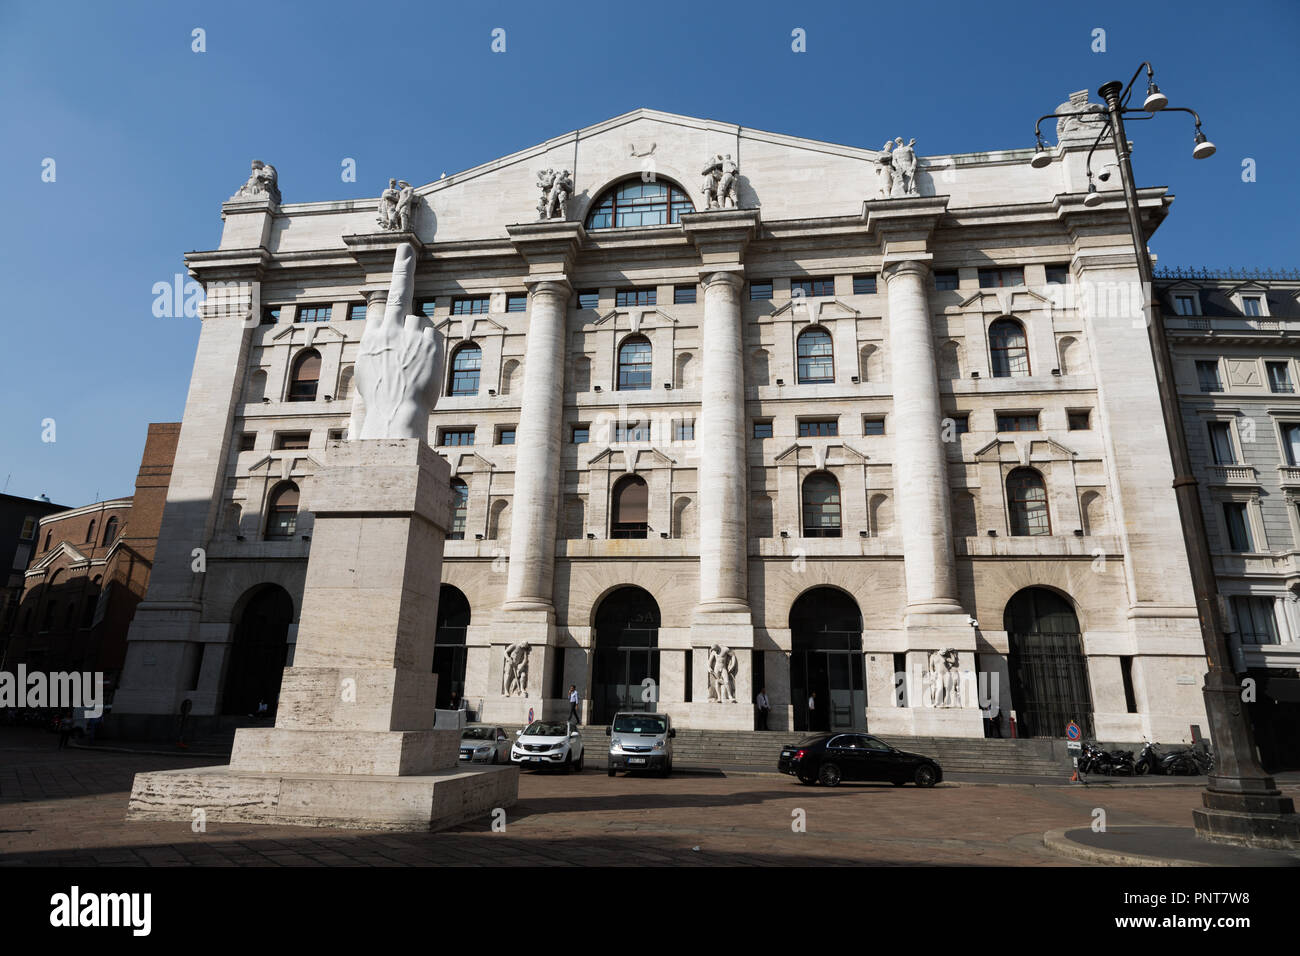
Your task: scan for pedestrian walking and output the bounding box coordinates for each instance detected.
[755,688,770,731]
[568,685,580,724]
[807,691,818,731]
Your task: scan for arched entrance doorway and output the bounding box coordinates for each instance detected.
[591,586,660,724]
[222,584,293,716]
[433,584,470,709]
[1004,587,1093,738]
[790,588,865,732]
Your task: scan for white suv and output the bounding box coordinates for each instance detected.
[510,720,585,772]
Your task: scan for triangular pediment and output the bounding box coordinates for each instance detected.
[974,437,1075,464]
[27,541,89,573]
[435,315,507,340]
[268,323,346,346]
[591,308,677,333]
[436,450,495,476]
[773,441,867,468]
[959,288,1057,314]
[771,297,861,322]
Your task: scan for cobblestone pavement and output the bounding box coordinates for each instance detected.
[3,729,1291,866]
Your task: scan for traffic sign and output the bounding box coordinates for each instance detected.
[1066,721,1081,740]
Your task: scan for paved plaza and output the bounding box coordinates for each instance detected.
[4,729,1292,867]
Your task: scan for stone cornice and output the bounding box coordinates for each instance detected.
[506,220,586,277]
[681,208,761,264]
[184,247,273,282]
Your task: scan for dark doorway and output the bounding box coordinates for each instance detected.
[790,587,866,732]
[433,584,470,709]
[591,586,660,723]
[1005,587,1093,738]
[222,585,293,716]
[1246,669,1300,772]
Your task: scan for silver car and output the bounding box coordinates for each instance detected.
[607,712,674,776]
[459,724,510,764]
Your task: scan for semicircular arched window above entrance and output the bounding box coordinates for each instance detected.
[586,179,695,229]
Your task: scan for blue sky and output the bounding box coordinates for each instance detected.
[2,0,1297,506]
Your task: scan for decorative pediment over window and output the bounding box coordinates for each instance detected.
[269,324,346,348]
[959,287,1058,317]
[592,308,677,334]
[973,437,1075,466]
[435,315,506,342]
[771,298,862,322]
[774,442,868,470]
[26,541,90,574]
[588,445,676,473]
[436,450,496,477]
[246,453,323,481]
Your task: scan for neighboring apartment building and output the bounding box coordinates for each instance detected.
[8,424,179,691]
[0,493,68,663]
[112,97,1210,744]
[1160,270,1300,768]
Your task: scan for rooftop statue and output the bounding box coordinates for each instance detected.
[536,168,574,220]
[701,153,740,209]
[234,160,280,203]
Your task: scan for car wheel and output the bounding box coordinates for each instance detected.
[563,752,573,774]
[491,751,498,765]
[818,763,842,787]
[914,764,937,788]
[575,752,584,773]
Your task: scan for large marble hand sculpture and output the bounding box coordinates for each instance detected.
[352,244,440,440]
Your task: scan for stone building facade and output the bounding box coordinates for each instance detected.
[1159,272,1300,766]
[8,423,179,686]
[0,492,67,658]
[112,103,1210,741]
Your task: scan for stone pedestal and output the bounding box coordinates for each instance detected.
[128,440,518,831]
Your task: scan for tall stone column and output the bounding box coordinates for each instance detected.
[503,279,569,614]
[696,270,750,615]
[882,258,963,618]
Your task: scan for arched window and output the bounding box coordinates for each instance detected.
[500,359,520,396]
[617,336,652,391]
[246,368,268,402]
[859,344,883,382]
[86,519,96,543]
[448,343,482,396]
[1007,468,1050,536]
[488,498,509,540]
[43,531,52,552]
[1057,335,1080,375]
[611,475,649,539]
[802,472,842,538]
[796,327,834,384]
[674,352,694,389]
[448,479,469,540]
[102,516,119,545]
[264,482,300,540]
[336,365,354,400]
[586,179,694,229]
[672,496,694,539]
[288,349,322,401]
[989,319,1030,378]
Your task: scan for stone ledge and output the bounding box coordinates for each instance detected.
[127,763,518,832]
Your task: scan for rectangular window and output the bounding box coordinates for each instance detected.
[862,416,886,436]
[347,303,366,321]
[506,294,528,313]
[1207,422,1236,465]
[238,432,256,452]
[1067,410,1091,431]
[1231,596,1279,644]
[1281,422,1300,467]
[439,429,475,447]
[274,432,310,450]
[798,418,838,437]
[497,428,516,445]
[852,275,878,295]
[1241,296,1263,317]
[571,426,589,444]
[297,305,331,323]
[577,289,600,310]
[674,419,695,441]
[945,414,969,436]
[1173,294,1198,316]
[1267,361,1294,394]
[753,421,773,439]
[327,429,346,440]
[616,288,655,307]
[1045,265,1070,285]
[673,285,696,304]
[1223,502,1253,551]
[417,298,437,317]
[996,413,1039,432]
[934,270,959,291]
[749,280,773,301]
[19,516,37,540]
[1196,360,1223,392]
[452,296,491,315]
[791,276,835,298]
[615,420,651,443]
[260,306,281,325]
[978,267,1024,288]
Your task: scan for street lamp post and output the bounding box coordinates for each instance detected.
[1034,64,1300,848]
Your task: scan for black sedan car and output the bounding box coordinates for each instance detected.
[778,733,942,787]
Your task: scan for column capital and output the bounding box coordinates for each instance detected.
[525,277,572,297]
[881,257,933,282]
[506,220,585,278]
[700,268,745,290]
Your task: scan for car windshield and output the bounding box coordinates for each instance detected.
[523,722,569,737]
[462,727,495,740]
[796,735,831,747]
[613,715,667,734]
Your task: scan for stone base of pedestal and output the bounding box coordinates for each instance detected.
[667,702,756,730]
[866,706,986,738]
[229,726,460,776]
[127,763,518,832]
[478,695,556,725]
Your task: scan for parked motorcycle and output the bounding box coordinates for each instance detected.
[1134,740,1200,776]
[1079,741,1135,776]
